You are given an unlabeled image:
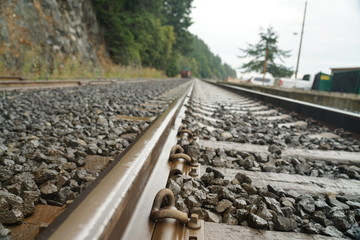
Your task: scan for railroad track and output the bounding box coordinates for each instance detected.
[0,77,158,91]
[1,79,360,239]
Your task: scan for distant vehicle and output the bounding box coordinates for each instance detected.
[276,74,314,90]
[180,68,191,78]
[248,76,275,86]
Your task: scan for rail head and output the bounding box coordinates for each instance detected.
[212,81,360,134]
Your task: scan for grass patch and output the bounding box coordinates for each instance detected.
[0,49,167,80]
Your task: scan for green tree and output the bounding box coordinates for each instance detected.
[163,0,193,54]
[238,27,293,78]
[187,36,237,79]
[91,0,236,78]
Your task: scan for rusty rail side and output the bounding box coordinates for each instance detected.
[39,82,193,240]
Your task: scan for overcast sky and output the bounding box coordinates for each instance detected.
[189,0,360,78]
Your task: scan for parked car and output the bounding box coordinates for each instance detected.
[276,74,314,90]
[248,76,275,86]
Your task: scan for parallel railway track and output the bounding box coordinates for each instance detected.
[1,79,360,239]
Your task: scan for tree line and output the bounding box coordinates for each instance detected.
[92,0,237,79]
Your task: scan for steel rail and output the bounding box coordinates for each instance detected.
[215,81,360,134]
[0,79,116,90]
[0,79,181,91]
[38,82,193,240]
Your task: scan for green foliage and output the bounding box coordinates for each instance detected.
[92,0,236,79]
[239,27,293,77]
[163,0,193,54]
[267,64,293,78]
[187,36,237,79]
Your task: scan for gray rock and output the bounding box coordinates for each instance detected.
[220,188,237,202]
[261,162,276,172]
[181,180,195,197]
[299,197,315,213]
[304,222,323,234]
[6,183,22,196]
[208,185,223,194]
[193,189,206,204]
[266,185,283,197]
[346,200,360,209]
[284,190,302,200]
[240,155,255,169]
[185,145,201,160]
[223,206,238,225]
[281,207,294,217]
[62,162,77,170]
[0,196,8,210]
[205,193,219,206]
[234,172,252,184]
[280,197,295,209]
[40,181,58,195]
[235,208,248,222]
[0,144,8,153]
[256,204,273,221]
[55,187,74,204]
[327,194,350,210]
[203,148,216,162]
[233,199,247,209]
[273,215,297,231]
[346,226,360,239]
[34,169,58,184]
[227,184,245,194]
[0,223,11,237]
[248,213,268,229]
[215,199,232,213]
[321,226,343,238]
[221,132,233,140]
[205,167,224,179]
[268,145,282,155]
[255,152,268,163]
[295,162,311,175]
[312,211,330,227]
[212,158,225,167]
[332,218,351,232]
[191,207,207,220]
[23,200,35,217]
[168,179,181,196]
[22,191,40,203]
[97,116,108,125]
[328,208,346,220]
[0,208,24,224]
[0,190,23,210]
[314,199,331,210]
[0,168,14,182]
[74,169,95,182]
[241,183,257,195]
[206,210,222,223]
[263,197,283,216]
[175,196,189,213]
[22,180,38,191]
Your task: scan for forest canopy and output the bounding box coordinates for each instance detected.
[92,0,236,79]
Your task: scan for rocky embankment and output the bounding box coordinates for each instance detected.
[0,0,104,73]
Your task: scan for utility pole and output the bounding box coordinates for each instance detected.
[295,0,307,79]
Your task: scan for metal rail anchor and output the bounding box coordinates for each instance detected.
[177,125,194,145]
[169,145,199,177]
[150,189,203,240]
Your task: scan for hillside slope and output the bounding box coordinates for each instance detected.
[0,0,105,75]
